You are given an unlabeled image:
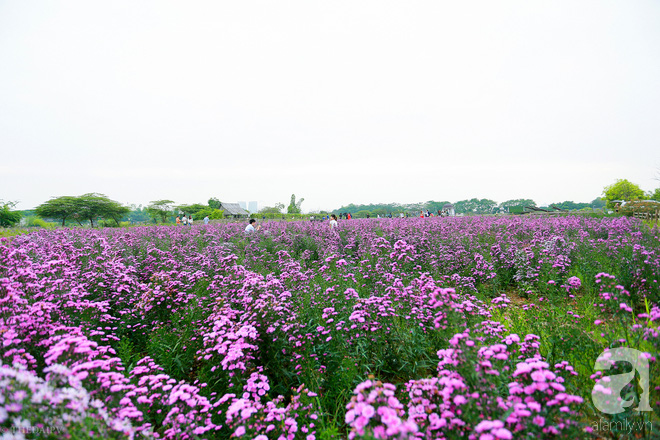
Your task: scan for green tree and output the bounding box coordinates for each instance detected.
[35,196,79,226]
[259,204,285,214]
[590,198,606,209]
[287,194,304,214]
[602,179,645,209]
[177,203,207,216]
[194,207,224,220]
[647,188,660,202]
[74,193,130,227]
[423,201,452,213]
[35,194,129,227]
[453,198,497,215]
[549,201,590,211]
[208,198,222,210]
[146,200,175,223]
[500,199,537,210]
[0,200,22,227]
[127,205,151,223]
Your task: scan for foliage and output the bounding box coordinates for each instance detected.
[620,200,660,217]
[176,203,207,216]
[548,200,591,211]
[590,197,606,209]
[335,201,443,216]
[146,200,175,223]
[75,193,131,227]
[287,194,304,214]
[648,188,660,202]
[453,198,497,214]
[127,205,151,224]
[421,200,452,213]
[259,203,285,214]
[499,198,537,209]
[24,216,56,229]
[603,179,645,209]
[0,200,22,227]
[194,207,224,220]
[35,194,129,227]
[208,197,222,210]
[35,195,79,226]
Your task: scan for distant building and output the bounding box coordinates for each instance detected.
[221,203,249,219]
[442,204,455,216]
[238,201,247,210]
[248,201,258,214]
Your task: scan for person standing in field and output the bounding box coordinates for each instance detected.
[188,215,193,226]
[329,214,338,230]
[176,216,181,226]
[182,215,188,226]
[204,215,209,225]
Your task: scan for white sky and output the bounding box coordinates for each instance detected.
[1,1,659,212]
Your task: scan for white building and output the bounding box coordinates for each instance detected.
[248,201,258,213]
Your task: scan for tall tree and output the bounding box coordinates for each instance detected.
[35,196,79,226]
[602,179,644,209]
[287,194,304,214]
[0,200,22,227]
[146,200,175,223]
[35,194,129,227]
[75,193,129,227]
[208,198,222,210]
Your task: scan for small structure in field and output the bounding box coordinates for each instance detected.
[442,204,455,216]
[220,203,249,219]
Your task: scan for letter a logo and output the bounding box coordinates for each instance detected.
[592,347,652,414]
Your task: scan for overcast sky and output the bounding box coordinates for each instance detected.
[1,1,659,212]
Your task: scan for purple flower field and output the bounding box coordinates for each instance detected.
[1,216,659,439]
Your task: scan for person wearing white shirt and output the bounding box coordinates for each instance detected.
[245,219,260,234]
[329,214,338,230]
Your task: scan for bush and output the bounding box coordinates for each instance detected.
[620,200,660,217]
[194,208,224,220]
[23,216,57,229]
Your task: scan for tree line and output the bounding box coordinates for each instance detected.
[1,178,659,228]
[334,198,606,217]
[3,195,226,228]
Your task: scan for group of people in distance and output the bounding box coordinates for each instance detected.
[245,215,339,234]
[176,214,211,226]
[176,215,193,226]
[244,209,450,235]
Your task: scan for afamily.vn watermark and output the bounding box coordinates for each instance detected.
[0,426,63,435]
[591,347,652,414]
[590,418,653,438]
